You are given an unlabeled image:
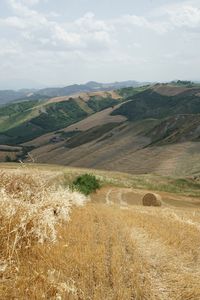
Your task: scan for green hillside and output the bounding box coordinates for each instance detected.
[147,114,200,145]
[112,88,200,121]
[0,93,124,145]
[0,99,42,131]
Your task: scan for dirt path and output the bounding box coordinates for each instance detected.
[92,186,200,208]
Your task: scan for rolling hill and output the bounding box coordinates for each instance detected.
[0,83,200,177]
[0,90,125,145]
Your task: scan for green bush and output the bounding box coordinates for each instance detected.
[72,174,100,195]
[5,155,12,162]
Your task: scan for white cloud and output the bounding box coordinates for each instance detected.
[116,14,170,34]
[21,0,40,5]
[0,39,21,56]
[166,4,200,28]
[3,1,114,52]
[0,16,25,29]
[154,1,200,30]
[0,0,200,87]
[12,0,47,7]
[74,12,113,33]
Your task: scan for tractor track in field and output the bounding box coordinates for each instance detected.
[91,186,200,299]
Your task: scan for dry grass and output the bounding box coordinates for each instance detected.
[2,201,200,299]
[0,203,151,299]
[45,91,122,105]
[1,167,200,299]
[0,169,87,299]
[25,119,200,178]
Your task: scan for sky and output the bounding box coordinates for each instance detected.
[0,0,200,89]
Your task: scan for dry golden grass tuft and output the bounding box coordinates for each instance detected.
[0,169,87,299]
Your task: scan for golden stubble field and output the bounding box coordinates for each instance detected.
[0,165,200,299]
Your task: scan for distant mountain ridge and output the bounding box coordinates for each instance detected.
[0,89,36,105]
[33,80,144,98]
[0,80,144,105]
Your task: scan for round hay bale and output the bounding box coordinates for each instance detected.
[142,193,162,207]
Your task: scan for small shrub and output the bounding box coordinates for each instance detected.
[5,155,12,162]
[72,174,100,195]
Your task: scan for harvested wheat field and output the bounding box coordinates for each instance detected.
[0,166,200,300]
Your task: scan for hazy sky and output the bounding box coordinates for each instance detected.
[0,0,200,89]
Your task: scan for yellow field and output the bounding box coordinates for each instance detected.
[0,166,200,299]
